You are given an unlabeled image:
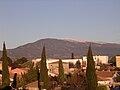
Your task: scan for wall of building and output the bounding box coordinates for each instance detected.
[116,56,120,67]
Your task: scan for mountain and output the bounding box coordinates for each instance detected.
[0,38,120,60]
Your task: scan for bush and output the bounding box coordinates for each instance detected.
[98,85,108,90]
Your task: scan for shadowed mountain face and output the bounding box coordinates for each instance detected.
[0,38,120,60]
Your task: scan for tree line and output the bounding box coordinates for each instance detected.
[0,42,102,90]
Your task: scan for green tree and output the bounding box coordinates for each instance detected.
[21,74,26,90]
[14,57,28,65]
[71,53,74,59]
[0,56,12,66]
[58,59,64,85]
[12,57,28,69]
[21,61,33,69]
[11,73,17,89]
[2,42,10,88]
[75,60,81,69]
[69,62,74,68]
[16,77,21,89]
[110,55,116,66]
[23,69,37,84]
[40,46,50,89]
[86,46,98,90]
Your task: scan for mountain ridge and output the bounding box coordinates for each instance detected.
[0,38,120,60]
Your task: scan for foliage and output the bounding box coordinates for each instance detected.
[2,42,10,88]
[75,60,81,69]
[110,55,116,66]
[69,62,75,68]
[98,85,108,90]
[11,62,22,69]
[110,55,120,66]
[65,71,86,90]
[11,73,17,89]
[36,61,41,70]
[16,77,21,89]
[12,57,28,69]
[100,64,110,71]
[86,46,98,90]
[37,69,40,90]
[0,56,12,66]
[21,61,33,69]
[14,57,28,65]
[58,59,64,85]
[113,72,120,82]
[71,53,74,59]
[23,69,38,84]
[40,46,50,89]
[21,75,26,90]
[114,67,120,71]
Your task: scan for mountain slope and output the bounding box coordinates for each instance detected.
[0,38,120,60]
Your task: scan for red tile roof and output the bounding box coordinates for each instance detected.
[96,71,115,81]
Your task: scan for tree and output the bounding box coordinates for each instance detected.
[58,59,64,85]
[40,46,50,89]
[0,56,12,66]
[23,69,37,84]
[14,57,28,65]
[71,53,74,59]
[38,69,41,90]
[2,42,10,88]
[11,73,17,89]
[21,74,26,90]
[21,61,33,69]
[113,72,120,82]
[86,46,98,90]
[75,60,81,69]
[110,55,116,66]
[12,57,28,69]
[69,62,74,68]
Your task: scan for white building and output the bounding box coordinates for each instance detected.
[94,56,108,64]
[116,56,120,67]
[32,58,82,75]
[83,55,108,66]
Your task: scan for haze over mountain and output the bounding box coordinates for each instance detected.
[0,38,120,60]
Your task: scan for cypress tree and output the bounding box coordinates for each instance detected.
[2,42,10,88]
[58,59,64,84]
[11,73,17,89]
[38,69,41,90]
[40,46,50,89]
[86,46,98,90]
[71,53,74,59]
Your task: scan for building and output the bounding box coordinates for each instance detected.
[95,56,108,65]
[11,68,29,76]
[0,61,2,70]
[83,55,108,68]
[116,56,120,67]
[32,58,82,75]
[48,61,69,75]
[25,81,38,90]
[96,71,115,86]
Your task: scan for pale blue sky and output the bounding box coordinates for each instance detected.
[0,0,120,49]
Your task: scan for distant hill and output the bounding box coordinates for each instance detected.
[0,38,120,60]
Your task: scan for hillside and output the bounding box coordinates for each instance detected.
[0,38,120,60]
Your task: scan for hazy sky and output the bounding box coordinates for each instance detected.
[0,0,120,49]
